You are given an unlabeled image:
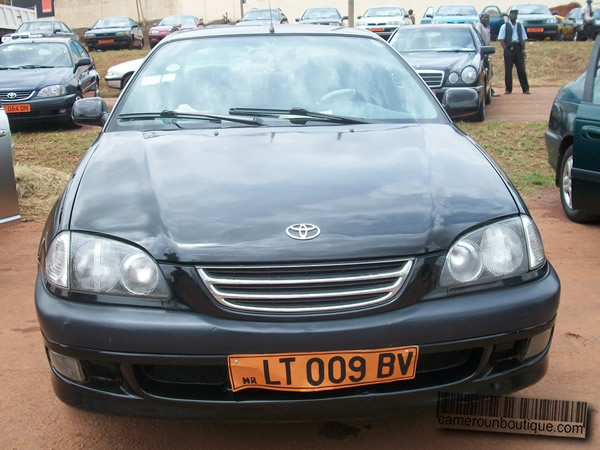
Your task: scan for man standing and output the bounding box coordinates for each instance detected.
[408,9,415,24]
[498,9,530,94]
[583,0,594,41]
[476,13,499,97]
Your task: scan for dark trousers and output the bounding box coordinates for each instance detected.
[504,43,529,93]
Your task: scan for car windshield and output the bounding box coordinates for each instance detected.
[159,16,196,26]
[18,22,54,32]
[391,28,476,52]
[94,18,130,28]
[0,42,71,68]
[511,5,551,15]
[436,6,477,16]
[364,8,403,17]
[302,9,340,19]
[242,10,280,21]
[114,35,441,129]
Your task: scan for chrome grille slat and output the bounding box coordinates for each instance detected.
[197,259,413,313]
[0,90,35,102]
[416,70,445,88]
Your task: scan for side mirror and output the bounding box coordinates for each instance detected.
[72,97,109,127]
[481,45,496,55]
[357,16,362,19]
[342,16,348,21]
[552,11,558,15]
[296,18,300,22]
[442,88,479,116]
[75,57,92,67]
[151,23,158,27]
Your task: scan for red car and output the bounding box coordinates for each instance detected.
[148,15,203,48]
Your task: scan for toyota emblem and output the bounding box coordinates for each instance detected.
[286,224,320,240]
[7,92,17,100]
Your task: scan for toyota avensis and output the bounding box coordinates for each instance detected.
[35,25,560,421]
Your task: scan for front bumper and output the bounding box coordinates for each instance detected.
[85,36,133,49]
[523,24,559,39]
[3,94,77,123]
[35,264,560,420]
[105,76,123,89]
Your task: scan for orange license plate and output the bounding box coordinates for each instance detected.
[98,39,114,44]
[228,345,419,392]
[4,104,30,113]
[369,27,385,32]
[527,28,544,33]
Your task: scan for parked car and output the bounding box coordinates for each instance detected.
[1,20,77,44]
[480,5,506,40]
[296,8,347,26]
[0,37,99,126]
[84,17,144,51]
[389,24,495,121]
[563,5,600,41]
[236,8,288,26]
[355,6,409,40]
[35,24,559,420]
[506,4,560,40]
[105,58,143,90]
[431,5,479,24]
[148,15,203,48]
[545,35,600,222]
[0,102,20,227]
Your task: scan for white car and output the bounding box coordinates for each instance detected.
[355,6,410,40]
[105,58,143,90]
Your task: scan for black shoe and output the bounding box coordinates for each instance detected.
[504,90,511,95]
[523,91,531,95]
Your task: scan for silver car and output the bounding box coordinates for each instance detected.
[356,6,410,40]
[0,103,19,227]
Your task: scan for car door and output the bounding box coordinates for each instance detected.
[0,104,20,227]
[481,5,505,40]
[572,35,600,213]
[70,41,96,95]
[421,6,434,24]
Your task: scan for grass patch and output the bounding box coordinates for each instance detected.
[14,165,71,221]
[457,121,554,195]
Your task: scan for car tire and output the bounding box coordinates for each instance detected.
[121,73,132,90]
[471,98,485,122]
[559,145,597,223]
[485,85,492,105]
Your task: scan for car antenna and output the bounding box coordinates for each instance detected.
[268,0,275,34]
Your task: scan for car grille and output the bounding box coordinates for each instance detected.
[197,258,413,314]
[366,22,389,26]
[0,90,35,101]
[416,70,445,88]
[133,349,480,400]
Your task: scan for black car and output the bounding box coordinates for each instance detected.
[0,38,99,125]
[296,8,347,26]
[389,24,495,121]
[36,25,559,421]
[1,20,77,44]
[545,35,600,223]
[84,17,144,50]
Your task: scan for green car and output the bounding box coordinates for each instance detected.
[545,35,600,222]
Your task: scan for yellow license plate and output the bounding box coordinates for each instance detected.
[527,28,544,33]
[5,104,30,113]
[228,345,419,392]
[98,39,114,44]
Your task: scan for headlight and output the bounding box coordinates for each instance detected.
[1,35,10,43]
[37,85,66,97]
[85,33,96,38]
[43,231,170,299]
[357,21,366,26]
[149,29,160,35]
[440,216,545,288]
[461,66,478,84]
[387,21,401,26]
[546,18,557,24]
[448,72,459,84]
[116,31,128,36]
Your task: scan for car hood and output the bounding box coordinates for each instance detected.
[360,15,403,23]
[87,26,130,34]
[0,68,71,90]
[299,19,342,25]
[70,125,518,263]
[400,51,478,72]
[518,14,554,21]
[237,20,274,26]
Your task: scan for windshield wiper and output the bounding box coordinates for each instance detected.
[229,107,370,125]
[18,64,54,69]
[118,110,265,126]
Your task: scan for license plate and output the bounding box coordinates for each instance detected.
[98,39,114,44]
[527,28,544,33]
[369,27,385,32]
[4,104,30,113]
[228,345,419,392]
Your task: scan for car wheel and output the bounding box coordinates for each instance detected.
[471,98,485,122]
[559,145,596,223]
[121,73,132,90]
[139,38,144,49]
[485,84,492,105]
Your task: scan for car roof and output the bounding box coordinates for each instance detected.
[164,24,376,41]
[397,23,475,30]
